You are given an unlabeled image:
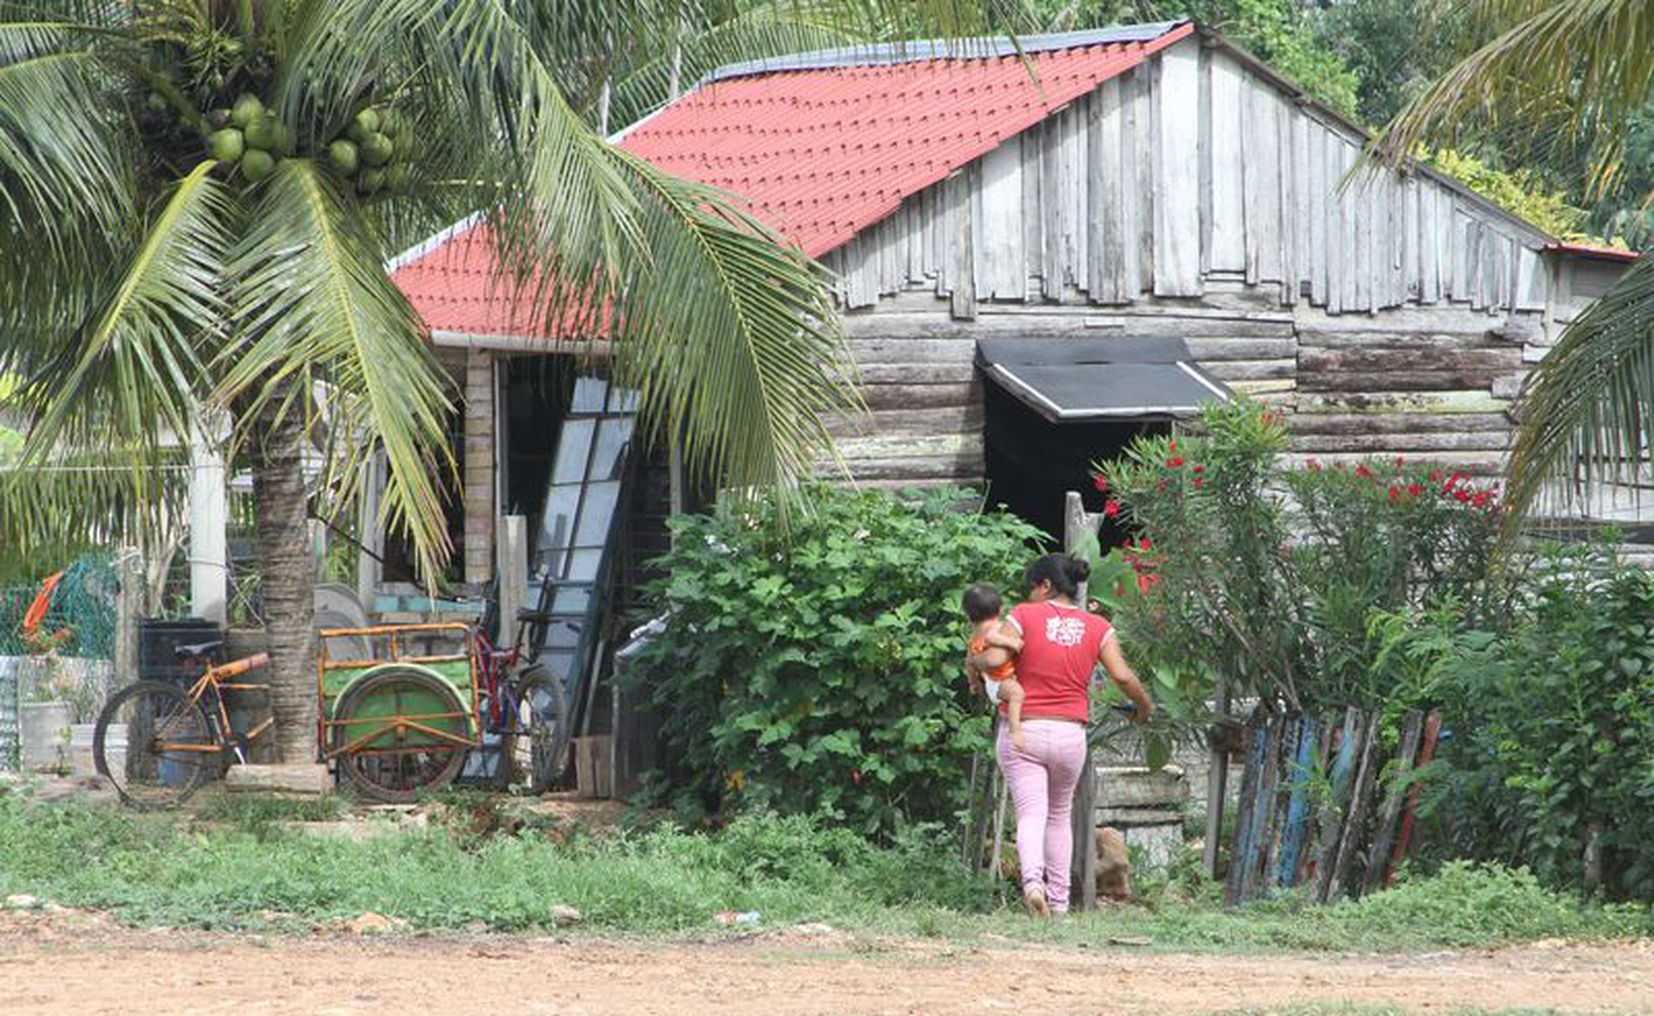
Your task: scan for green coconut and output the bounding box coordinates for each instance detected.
[271,120,294,157]
[208,128,245,164]
[377,108,401,137]
[328,139,360,175]
[243,113,279,151]
[353,107,381,135]
[359,132,394,167]
[384,163,412,194]
[357,167,386,195]
[240,148,276,182]
[231,93,264,129]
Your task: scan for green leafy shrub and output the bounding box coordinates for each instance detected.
[1370,544,1654,901]
[627,486,1044,838]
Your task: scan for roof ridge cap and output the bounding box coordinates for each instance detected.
[697,20,1189,87]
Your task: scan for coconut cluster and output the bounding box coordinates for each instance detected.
[326,108,412,197]
[205,93,292,182]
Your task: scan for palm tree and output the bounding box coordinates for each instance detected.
[1372,0,1654,520]
[0,0,1005,763]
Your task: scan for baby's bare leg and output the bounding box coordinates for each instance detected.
[1000,678,1027,747]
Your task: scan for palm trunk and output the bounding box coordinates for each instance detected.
[251,400,316,763]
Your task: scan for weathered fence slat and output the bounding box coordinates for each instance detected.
[1363,710,1426,895]
[1276,714,1320,887]
[1224,716,1268,905]
[1386,710,1443,888]
[1325,711,1383,901]
[1311,708,1362,900]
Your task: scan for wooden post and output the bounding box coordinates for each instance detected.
[496,515,528,642]
[1062,491,1103,910]
[356,454,383,611]
[114,550,142,684]
[1203,675,1230,880]
[187,430,229,625]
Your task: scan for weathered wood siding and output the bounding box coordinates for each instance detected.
[818,36,1625,492]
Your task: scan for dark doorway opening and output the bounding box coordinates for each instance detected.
[981,375,1170,550]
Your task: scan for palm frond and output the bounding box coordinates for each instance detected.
[605,151,859,498]
[0,17,135,239]
[218,158,455,583]
[1507,254,1654,519]
[13,158,229,467]
[1373,0,1654,197]
[0,451,189,573]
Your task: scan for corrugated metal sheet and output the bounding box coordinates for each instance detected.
[392,22,1193,338]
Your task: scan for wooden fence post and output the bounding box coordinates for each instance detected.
[1063,491,1102,910]
[114,550,143,684]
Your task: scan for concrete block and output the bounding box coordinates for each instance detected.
[1095,765,1189,808]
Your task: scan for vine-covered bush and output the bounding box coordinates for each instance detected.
[1370,544,1654,901]
[1088,399,1510,713]
[627,486,1044,838]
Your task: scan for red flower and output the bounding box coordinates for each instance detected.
[1139,537,1152,550]
[1194,477,1205,489]
[1407,483,1424,497]
[1104,500,1121,518]
[1168,440,1178,452]
[1388,486,1400,502]
[1192,464,1206,475]
[1356,464,1374,479]
[1454,488,1472,503]
[1429,470,1443,484]
[1395,456,1406,467]
[1093,473,1109,493]
[1472,491,1492,509]
[1167,456,1184,469]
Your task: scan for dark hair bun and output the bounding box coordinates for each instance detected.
[1063,554,1091,585]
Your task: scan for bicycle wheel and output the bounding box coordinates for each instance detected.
[94,680,222,810]
[512,664,569,794]
[331,666,469,803]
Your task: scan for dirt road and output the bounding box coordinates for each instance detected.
[2,913,1649,1015]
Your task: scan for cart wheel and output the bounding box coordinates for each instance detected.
[332,666,469,803]
[512,665,569,794]
[95,680,221,810]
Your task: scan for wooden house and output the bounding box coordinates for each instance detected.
[390,19,1641,572]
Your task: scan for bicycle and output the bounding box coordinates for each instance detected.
[473,582,572,794]
[93,638,274,809]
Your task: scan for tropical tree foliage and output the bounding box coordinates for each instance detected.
[0,0,1005,761]
[1371,1,1654,522]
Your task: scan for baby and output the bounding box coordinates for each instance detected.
[962,583,1026,749]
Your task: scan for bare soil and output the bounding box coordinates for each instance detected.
[1,909,1650,1015]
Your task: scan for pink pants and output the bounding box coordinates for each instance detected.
[996,719,1087,912]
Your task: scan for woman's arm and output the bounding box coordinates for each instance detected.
[1098,637,1154,724]
[966,620,1021,671]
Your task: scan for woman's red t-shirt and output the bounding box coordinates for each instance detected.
[1004,600,1113,722]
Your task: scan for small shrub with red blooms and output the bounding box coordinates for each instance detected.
[1085,399,1516,712]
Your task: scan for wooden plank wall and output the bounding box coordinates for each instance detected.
[814,36,1632,492]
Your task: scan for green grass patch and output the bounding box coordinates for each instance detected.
[0,795,1647,951]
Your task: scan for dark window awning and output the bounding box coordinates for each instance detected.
[975,336,1231,422]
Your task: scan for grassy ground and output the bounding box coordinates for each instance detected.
[1,788,1648,952]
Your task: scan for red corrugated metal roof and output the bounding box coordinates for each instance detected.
[394,22,1194,338]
